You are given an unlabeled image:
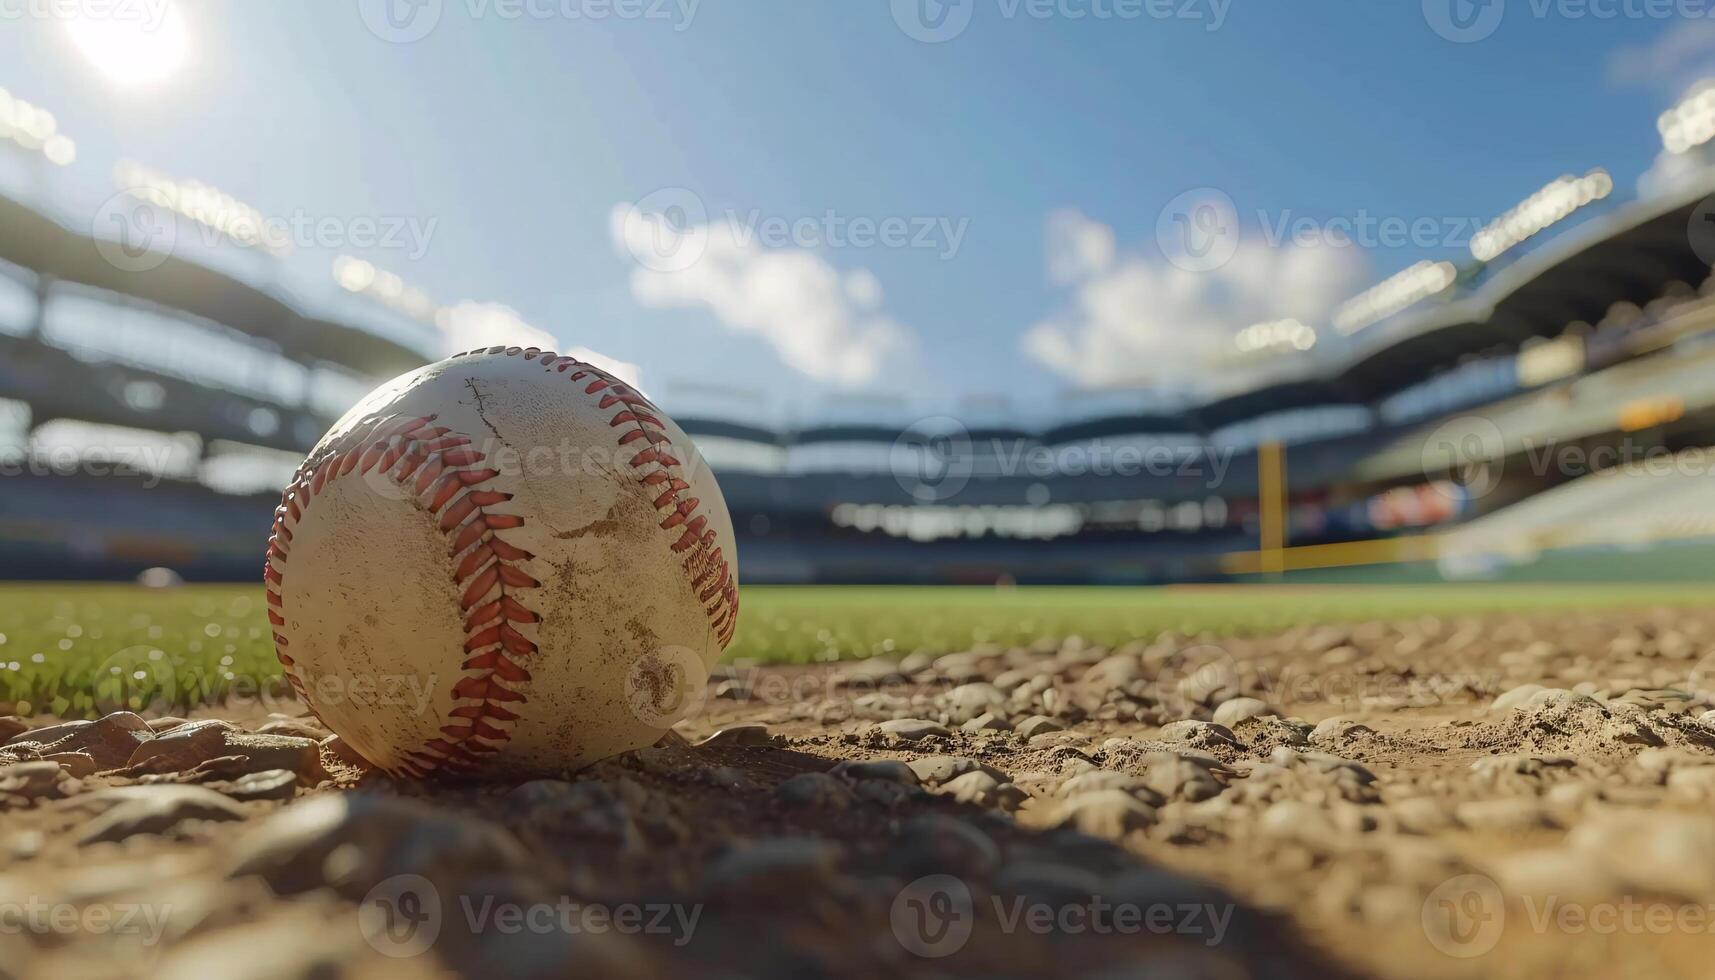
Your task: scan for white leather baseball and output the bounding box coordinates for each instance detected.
[264,346,738,779]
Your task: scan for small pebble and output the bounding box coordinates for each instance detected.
[874,719,950,740]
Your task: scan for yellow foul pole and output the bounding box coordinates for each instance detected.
[1257,440,1286,577]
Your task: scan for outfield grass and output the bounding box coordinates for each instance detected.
[1,582,1712,717]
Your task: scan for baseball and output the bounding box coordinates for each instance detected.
[263,345,739,779]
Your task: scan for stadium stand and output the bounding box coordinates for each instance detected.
[1412,446,1715,584]
[1440,448,1715,556]
[7,84,1715,583]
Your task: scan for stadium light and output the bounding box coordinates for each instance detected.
[1233,318,1317,355]
[0,88,76,166]
[1333,261,1456,335]
[332,256,437,322]
[114,160,283,254]
[1469,169,1612,263]
[1659,82,1715,155]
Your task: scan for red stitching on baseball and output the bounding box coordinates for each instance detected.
[452,346,740,645]
[264,412,543,779]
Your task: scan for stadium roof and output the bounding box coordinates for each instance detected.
[0,192,431,377]
[1332,173,1715,398]
[0,332,316,453]
[8,160,1715,454]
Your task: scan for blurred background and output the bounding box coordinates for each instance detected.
[4,2,1715,586]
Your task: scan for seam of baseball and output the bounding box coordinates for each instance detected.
[264,411,544,778]
[453,345,739,646]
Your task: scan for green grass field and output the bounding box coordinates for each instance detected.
[2,582,1712,718]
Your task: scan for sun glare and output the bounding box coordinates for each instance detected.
[63,0,190,86]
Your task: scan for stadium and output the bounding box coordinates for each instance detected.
[5,84,1715,588]
[12,14,1715,980]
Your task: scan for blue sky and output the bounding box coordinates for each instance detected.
[2,1,1709,421]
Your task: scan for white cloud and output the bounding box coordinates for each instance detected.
[561,345,644,391]
[436,301,557,353]
[1638,143,1708,199]
[434,301,642,389]
[609,204,913,388]
[1046,208,1115,285]
[1022,210,1368,390]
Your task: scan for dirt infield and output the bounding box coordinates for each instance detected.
[5,606,1715,978]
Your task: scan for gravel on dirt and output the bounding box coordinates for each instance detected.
[6,607,1715,976]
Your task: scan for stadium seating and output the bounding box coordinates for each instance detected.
[8,138,1715,583]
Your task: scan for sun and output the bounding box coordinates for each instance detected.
[63,0,190,86]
